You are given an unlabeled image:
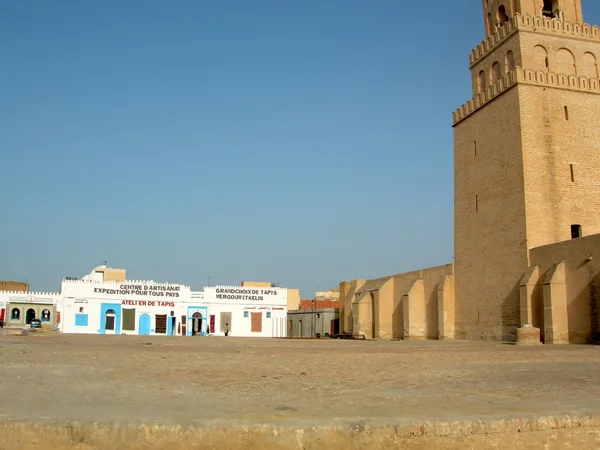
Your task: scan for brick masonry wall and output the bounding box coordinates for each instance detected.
[0,281,28,292]
[529,234,600,343]
[518,31,600,248]
[454,86,529,341]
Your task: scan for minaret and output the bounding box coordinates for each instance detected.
[452,0,600,341]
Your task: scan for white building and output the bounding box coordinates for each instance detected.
[59,279,196,336]
[53,265,289,338]
[2,265,290,338]
[201,286,288,337]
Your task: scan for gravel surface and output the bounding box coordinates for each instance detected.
[1,334,599,427]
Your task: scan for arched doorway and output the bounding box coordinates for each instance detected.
[105,309,116,333]
[139,314,151,335]
[26,308,36,325]
[41,309,51,322]
[191,312,202,336]
[11,308,21,321]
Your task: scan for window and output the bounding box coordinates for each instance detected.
[543,0,557,18]
[266,311,272,319]
[478,71,486,93]
[474,140,477,156]
[570,164,575,182]
[571,224,582,239]
[505,51,515,72]
[244,311,249,318]
[11,308,20,320]
[490,62,502,84]
[497,5,508,24]
[564,105,569,120]
[41,309,51,322]
[475,194,479,212]
[75,314,88,326]
[79,307,84,313]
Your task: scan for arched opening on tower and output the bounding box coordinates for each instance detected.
[478,71,486,93]
[505,51,515,72]
[542,0,559,18]
[497,5,508,24]
[490,62,502,84]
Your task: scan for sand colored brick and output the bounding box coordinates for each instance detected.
[0,281,28,292]
[338,1,600,343]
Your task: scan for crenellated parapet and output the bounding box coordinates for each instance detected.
[204,285,288,292]
[453,69,518,124]
[0,291,59,297]
[61,278,190,289]
[470,14,600,67]
[0,291,60,305]
[453,67,600,125]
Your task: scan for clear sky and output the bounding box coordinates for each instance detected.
[2,1,599,297]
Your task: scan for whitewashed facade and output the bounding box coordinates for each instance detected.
[58,282,288,337]
[59,279,197,336]
[201,286,288,337]
[2,265,289,338]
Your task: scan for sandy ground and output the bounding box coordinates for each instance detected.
[1,334,600,427]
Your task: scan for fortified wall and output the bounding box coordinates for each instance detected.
[0,281,29,292]
[521,234,600,344]
[339,264,454,340]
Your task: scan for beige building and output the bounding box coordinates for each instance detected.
[340,0,600,344]
[0,281,29,293]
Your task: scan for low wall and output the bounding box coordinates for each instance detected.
[341,264,454,340]
[1,415,599,449]
[528,234,600,343]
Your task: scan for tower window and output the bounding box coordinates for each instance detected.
[497,6,508,24]
[474,141,477,156]
[542,0,558,18]
[571,224,582,239]
[570,164,575,182]
[564,106,569,120]
[475,194,479,212]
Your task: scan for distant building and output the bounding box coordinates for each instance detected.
[288,308,339,338]
[298,298,340,310]
[0,281,29,324]
[0,265,293,338]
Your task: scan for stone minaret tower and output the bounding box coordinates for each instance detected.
[453,0,600,341]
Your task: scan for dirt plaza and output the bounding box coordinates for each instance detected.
[1,334,600,448]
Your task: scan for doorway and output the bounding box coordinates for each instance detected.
[26,308,36,325]
[171,317,176,336]
[139,314,151,335]
[191,312,202,336]
[105,309,116,333]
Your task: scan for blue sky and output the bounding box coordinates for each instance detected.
[2,1,599,297]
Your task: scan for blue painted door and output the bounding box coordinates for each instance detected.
[139,314,151,335]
